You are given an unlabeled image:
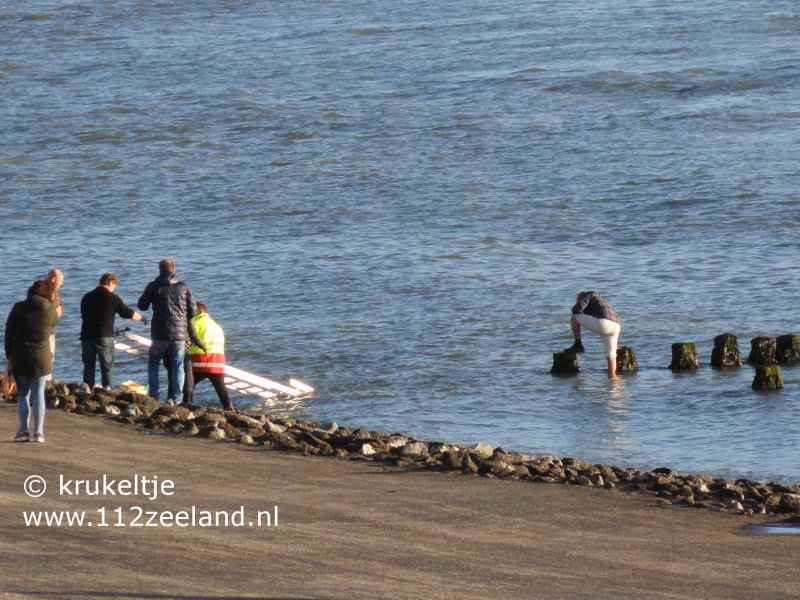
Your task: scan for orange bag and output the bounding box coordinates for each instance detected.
[0,365,17,399]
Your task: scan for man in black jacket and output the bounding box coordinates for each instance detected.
[80,273,148,390]
[138,259,204,403]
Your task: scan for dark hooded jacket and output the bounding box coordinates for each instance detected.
[137,272,197,341]
[5,294,59,378]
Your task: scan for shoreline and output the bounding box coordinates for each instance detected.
[2,396,800,599]
[8,380,800,518]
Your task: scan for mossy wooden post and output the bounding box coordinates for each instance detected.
[710,333,742,368]
[776,334,800,365]
[747,337,777,366]
[550,352,579,375]
[752,365,783,390]
[669,343,699,370]
[616,346,638,373]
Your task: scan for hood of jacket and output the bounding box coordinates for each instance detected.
[25,294,53,311]
[156,272,180,286]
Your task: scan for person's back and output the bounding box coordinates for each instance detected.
[137,258,197,403]
[138,271,195,341]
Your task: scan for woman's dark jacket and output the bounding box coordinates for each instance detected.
[5,294,59,378]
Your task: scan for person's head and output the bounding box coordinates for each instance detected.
[99,272,118,290]
[47,269,64,289]
[196,302,207,314]
[158,258,175,277]
[29,280,51,299]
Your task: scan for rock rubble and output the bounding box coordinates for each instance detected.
[25,380,800,517]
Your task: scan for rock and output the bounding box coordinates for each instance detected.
[297,432,334,455]
[444,450,467,470]
[470,443,495,460]
[183,422,199,436]
[778,494,800,514]
[550,351,579,375]
[226,412,263,429]
[153,404,194,421]
[359,443,376,456]
[463,455,479,474]
[562,457,593,472]
[429,442,454,455]
[118,393,159,415]
[724,500,744,512]
[776,334,800,365]
[400,441,429,457]
[121,405,143,419]
[207,427,226,441]
[169,420,187,435]
[104,405,121,416]
[615,346,638,373]
[238,434,255,446]
[90,387,116,405]
[752,365,783,390]
[511,466,530,479]
[387,435,409,449]
[316,421,339,435]
[264,420,287,434]
[747,337,777,366]
[710,333,742,368]
[669,343,699,370]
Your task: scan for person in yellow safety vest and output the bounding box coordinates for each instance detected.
[185,302,234,411]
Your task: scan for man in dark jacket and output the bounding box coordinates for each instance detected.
[81,272,148,390]
[137,259,204,403]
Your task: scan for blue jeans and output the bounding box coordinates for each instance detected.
[82,337,116,389]
[17,375,48,435]
[148,339,185,402]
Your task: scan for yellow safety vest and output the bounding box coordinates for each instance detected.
[188,313,226,374]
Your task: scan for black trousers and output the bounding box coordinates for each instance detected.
[186,371,233,410]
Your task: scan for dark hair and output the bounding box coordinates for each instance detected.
[29,280,50,299]
[99,272,118,286]
[158,258,175,276]
[196,302,207,313]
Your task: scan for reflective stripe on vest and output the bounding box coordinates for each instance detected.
[191,353,226,374]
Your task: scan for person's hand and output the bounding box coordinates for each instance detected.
[141,316,148,325]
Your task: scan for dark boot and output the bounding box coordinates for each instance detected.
[564,340,585,354]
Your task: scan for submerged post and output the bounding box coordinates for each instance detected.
[550,352,579,375]
[710,333,742,368]
[747,337,777,366]
[616,346,638,374]
[669,343,699,370]
[752,365,783,390]
[776,334,800,366]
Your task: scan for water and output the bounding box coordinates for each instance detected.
[2,1,799,483]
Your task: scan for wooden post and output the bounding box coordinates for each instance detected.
[752,365,783,390]
[747,337,777,366]
[710,333,742,368]
[669,343,699,370]
[776,334,800,365]
[550,352,580,375]
[616,346,638,373]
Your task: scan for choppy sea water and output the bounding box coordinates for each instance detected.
[2,1,799,482]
